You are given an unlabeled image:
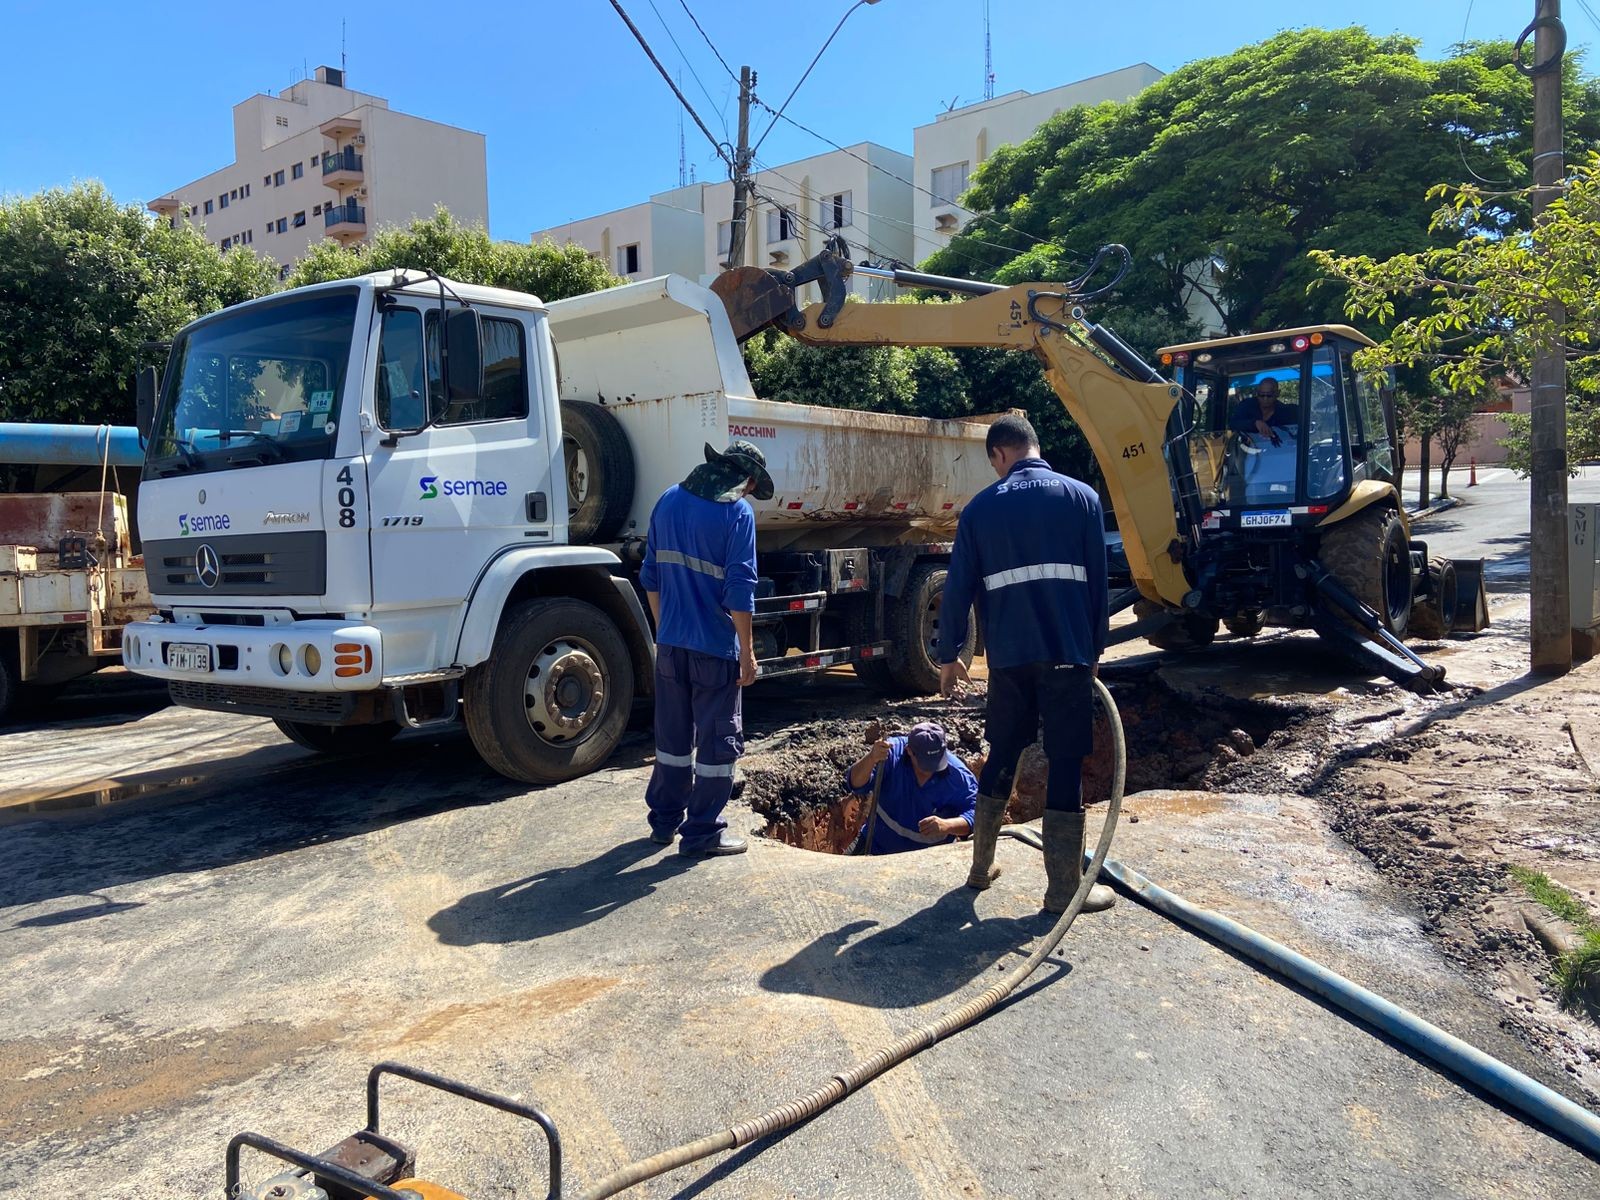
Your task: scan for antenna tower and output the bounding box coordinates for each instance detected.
[678,72,688,187]
[983,0,994,100]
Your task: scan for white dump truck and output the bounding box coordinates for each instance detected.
[121,271,1001,782]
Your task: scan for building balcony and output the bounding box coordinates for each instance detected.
[324,204,367,240]
[147,196,181,217]
[319,113,362,142]
[321,148,363,186]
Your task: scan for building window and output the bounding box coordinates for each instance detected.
[277,218,288,234]
[930,161,970,208]
[219,193,229,209]
[618,243,640,275]
[716,220,732,257]
[275,115,289,128]
[204,199,213,215]
[244,229,253,244]
[274,169,285,187]
[766,207,797,243]
[311,153,320,167]
[231,188,239,200]
[242,183,250,197]
[820,191,852,231]
[264,174,271,186]
[313,203,322,216]
[293,211,306,228]
[279,264,292,281]
[292,162,303,180]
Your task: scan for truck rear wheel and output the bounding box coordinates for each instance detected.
[275,720,402,755]
[464,597,635,784]
[1318,505,1412,638]
[883,564,975,696]
[561,400,635,544]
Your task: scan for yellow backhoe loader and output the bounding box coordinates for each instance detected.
[711,244,1487,690]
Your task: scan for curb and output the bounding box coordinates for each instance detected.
[1407,496,1461,522]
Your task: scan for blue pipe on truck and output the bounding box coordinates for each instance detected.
[0,423,143,468]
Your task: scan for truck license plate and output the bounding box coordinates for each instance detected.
[167,643,212,673]
[1240,510,1292,528]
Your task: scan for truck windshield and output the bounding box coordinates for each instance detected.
[147,290,358,477]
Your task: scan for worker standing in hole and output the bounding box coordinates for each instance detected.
[640,440,773,857]
[844,721,978,855]
[937,413,1115,913]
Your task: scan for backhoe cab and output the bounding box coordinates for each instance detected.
[715,249,1487,692]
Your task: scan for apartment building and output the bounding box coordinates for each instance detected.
[531,142,914,301]
[148,66,488,274]
[912,64,1163,263]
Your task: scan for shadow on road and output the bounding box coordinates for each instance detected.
[0,736,553,912]
[759,886,1053,1008]
[428,837,696,945]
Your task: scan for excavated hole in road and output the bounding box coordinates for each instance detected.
[745,665,1316,854]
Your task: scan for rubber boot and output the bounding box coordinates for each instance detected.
[965,794,1007,890]
[1042,810,1115,914]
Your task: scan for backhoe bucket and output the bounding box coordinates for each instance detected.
[712,266,796,341]
[1448,559,1491,631]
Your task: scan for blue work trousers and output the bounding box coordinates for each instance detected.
[645,644,744,852]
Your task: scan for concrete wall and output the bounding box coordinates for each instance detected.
[1403,388,1526,468]
[364,106,489,238]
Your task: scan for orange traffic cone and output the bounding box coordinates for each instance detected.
[1468,457,1478,487]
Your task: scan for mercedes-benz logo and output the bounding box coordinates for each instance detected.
[195,544,221,589]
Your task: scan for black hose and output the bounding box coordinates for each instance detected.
[572,678,1127,1199]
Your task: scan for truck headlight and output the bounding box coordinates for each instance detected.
[300,644,322,676]
[275,643,293,676]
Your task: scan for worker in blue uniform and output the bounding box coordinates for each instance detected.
[936,414,1115,913]
[843,721,978,855]
[640,440,772,857]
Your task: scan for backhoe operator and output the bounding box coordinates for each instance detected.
[936,414,1115,914]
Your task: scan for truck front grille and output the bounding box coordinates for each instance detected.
[168,680,354,722]
[144,531,326,596]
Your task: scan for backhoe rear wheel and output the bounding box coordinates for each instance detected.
[1224,610,1265,638]
[1317,505,1412,638]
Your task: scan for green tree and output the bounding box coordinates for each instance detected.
[284,208,620,300]
[1314,156,1600,476]
[925,28,1600,339]
[0,182,279,425]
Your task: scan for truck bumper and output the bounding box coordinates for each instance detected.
[122,618,383,694]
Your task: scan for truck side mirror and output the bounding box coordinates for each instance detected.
[135,366,159,442]
[444,308,483,401]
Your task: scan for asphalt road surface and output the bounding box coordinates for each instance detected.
[1405,464,1600,584]
[3,666,1598,1199]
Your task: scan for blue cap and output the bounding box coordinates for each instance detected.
[906,722,951,772]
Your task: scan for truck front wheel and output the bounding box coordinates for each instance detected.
[464,597,635,784]
[275,720,402,755]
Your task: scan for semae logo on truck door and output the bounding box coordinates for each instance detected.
[418,475,509,500]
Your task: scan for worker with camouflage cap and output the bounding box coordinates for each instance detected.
[639,440,774,856]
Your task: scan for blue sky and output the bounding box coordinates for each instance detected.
[0,1,1578,241]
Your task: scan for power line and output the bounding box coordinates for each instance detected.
[645,0,730,138]
[608,0,733,170]
[676,0,739,84]
[751,3,870,154]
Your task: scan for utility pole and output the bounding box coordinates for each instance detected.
[1529,0,1571,674]
[727,66,755,269]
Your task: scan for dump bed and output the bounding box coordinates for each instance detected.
[547,274,1001,550]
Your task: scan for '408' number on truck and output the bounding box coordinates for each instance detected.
[335,465,357,528]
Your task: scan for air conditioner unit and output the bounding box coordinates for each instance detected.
[358,188,368,198]
[355,134,366,144]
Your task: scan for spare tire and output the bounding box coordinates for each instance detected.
[561,400,635,543]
